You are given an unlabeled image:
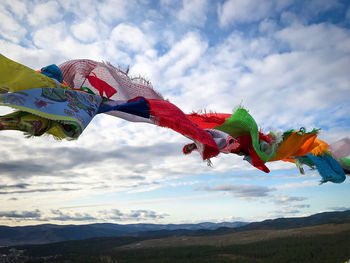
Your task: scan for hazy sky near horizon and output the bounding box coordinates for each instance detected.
[0,0,350,226]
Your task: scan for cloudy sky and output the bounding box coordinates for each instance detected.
[1,0,350,226]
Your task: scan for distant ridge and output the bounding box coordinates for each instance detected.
[127,210,350,237]
[0,221,246,246]
[190,210,350,236]
[0,210,349,246]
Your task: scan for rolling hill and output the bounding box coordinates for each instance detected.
[2,210,349,263]
[0,210,349,247]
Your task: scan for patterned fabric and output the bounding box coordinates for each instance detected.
[0,111,50,136]
[59,60,163,101]
[0,88,101,139]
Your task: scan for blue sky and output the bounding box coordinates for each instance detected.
[0,0,350,226]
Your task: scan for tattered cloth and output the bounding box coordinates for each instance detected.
[0,54,349,183]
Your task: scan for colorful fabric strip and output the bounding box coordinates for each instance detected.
[0,54,67,93]
[0,88,101,139]
[305,154,346,184]
[98,97,150,119]
[338,158,350,174]
[147,99,220,160]
[269,129,318,162]
[213,107,277,163]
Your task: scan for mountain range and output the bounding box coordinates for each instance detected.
[1,210,349,246]
[0,221,246,246]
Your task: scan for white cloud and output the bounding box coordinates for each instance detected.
[109,23,154,53]
[1,0,27,19]
[159,0,180,14]
[217,0,292,27]
[197,184,275,199]
[101,209,168,221]
[0,40,62,69]
[347,7,350,20]
[217,0,342,27]
[0,209,41,219]
[131,31,208,96]
[158,32,273,112]
[27,1,63,26]
[275,180,318,191]
[31,22,104,61]
[32,22,66,49]
[273,194,307,205]
[0,208,168,224]
[305,0,342,15]
[70,18,99,43]
[235,53,339,128]
[57,37,103,61]
[158,32,208,80]
[224,23,350,128]
[59,0,99,21]
[0,5,26,43]
[103,23,157,65]
[160,0,175,8]
[213,32,273,66]
[276,23,350,53]
[177,0,208,27]
[259,19,279,35]
[280,11,307,26]
[98,0,134,24]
